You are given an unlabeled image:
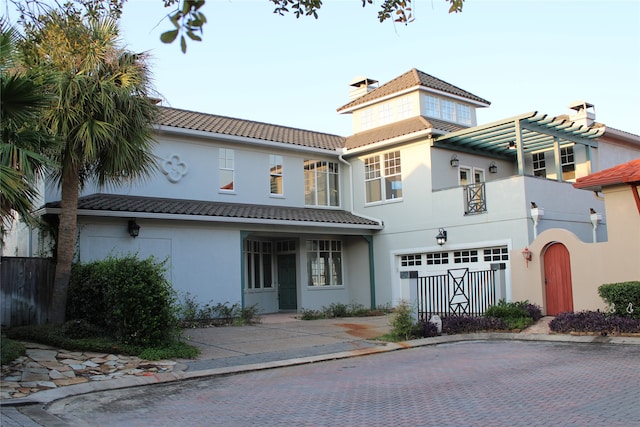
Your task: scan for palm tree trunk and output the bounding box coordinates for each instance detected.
[49,169,79,324]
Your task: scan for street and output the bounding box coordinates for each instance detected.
[46,340,640,426]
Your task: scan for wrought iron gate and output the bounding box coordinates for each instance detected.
[416,268,496,321]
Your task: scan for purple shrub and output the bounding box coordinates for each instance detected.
[549,311,640,334]
[442,316,508,335]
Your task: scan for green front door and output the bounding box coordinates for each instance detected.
[277,254,297,310]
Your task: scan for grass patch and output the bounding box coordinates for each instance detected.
[4,323,199,360]
[1,335,26,365]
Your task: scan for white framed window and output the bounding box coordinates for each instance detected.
[306,239,342,287]
[425,95,440,118]
[401,254,422,267]
[533,152,546,178]
[304,160,339,206]
[219,148,234,191]
[378,103,393,125]
[561,146,575,181]
[365,151,402,203]
[360,108,376,130]
[459,167,471,186]
[396,97,413,120]
[441,100,455,122]
[454,250,479,263]
[426,252,449,265]
[270,154,283,195]
[483,247,509,262]
[456,104,471,125]
[245,240,273,289]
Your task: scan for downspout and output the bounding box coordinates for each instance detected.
[240,231,250,308]
[338,151,383,310]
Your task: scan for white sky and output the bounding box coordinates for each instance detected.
[116,0,640,136]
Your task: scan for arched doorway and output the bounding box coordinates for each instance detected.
[543,243,574,315]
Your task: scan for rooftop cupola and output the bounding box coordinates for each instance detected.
[348,76,378,101]
[568,101,596,128]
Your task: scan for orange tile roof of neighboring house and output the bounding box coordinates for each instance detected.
[157,106,346,150]
[337,68,491,113]
[43,194,382,228]
[573,158,640,190]
[344,117,464,150]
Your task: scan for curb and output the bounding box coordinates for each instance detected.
[3,332,640,410]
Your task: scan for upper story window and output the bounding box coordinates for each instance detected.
[396,97,413,120]
[270,154,283,195]
[361,108,376,130]
[219,148,234,191]
[304,160,339,206]
[306,239,342,287]
[561,146,575,181]
[441,100,455,122]
[456,104,471,125]
[365,150,402,204]
[533,152,546,178]
[424,94,473,126]
[379,103,393,125]
[425,95,440,118]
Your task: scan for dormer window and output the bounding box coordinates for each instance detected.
[424,94,472,126]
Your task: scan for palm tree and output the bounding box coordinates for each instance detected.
[0,21,52,229]
[22,10,159,324]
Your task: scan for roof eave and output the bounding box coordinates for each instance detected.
[38,207,384,230]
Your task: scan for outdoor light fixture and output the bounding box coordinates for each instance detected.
[489,162,498,173]
[507,141,517,150]
[521,247,532,267]
[450,154,459,167]
[128,220,140,238]
[436,228,447,246]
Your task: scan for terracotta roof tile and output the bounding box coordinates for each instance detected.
[573,158,640,190]
[157,107,346,150]
[45,194,382,228]
[337,68,490,112]
[345,117,465,150]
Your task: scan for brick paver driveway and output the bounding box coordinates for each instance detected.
[50,340,640,426]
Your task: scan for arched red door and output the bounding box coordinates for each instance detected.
[544,243,574,315]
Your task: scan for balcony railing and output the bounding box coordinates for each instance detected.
[464,182,486,214]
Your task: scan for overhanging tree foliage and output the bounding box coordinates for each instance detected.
[11,0,465,53]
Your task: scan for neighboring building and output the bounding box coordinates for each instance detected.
[5,68,640,314]
[511,158,640,314]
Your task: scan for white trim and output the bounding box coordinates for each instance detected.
[342,129,434,156]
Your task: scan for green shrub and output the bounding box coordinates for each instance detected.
[485,300,529,319]
[598,281,640,318]
[484,300,539,330]
[1,335,25,365]
[67,254,180,347]
[389,300,421,341]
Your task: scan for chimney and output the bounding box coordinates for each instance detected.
[568,101,595,128]
[348,76,378,101]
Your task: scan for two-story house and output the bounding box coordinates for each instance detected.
[7,68,640,315]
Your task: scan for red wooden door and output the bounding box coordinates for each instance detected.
[544,243,574,315]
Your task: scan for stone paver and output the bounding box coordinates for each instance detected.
[47,340,640,426]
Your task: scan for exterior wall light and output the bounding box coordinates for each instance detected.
[521,247,532,267]
[436,228,447,246]
[128,220,140,238]
[450,154,459,167]
[489,162,498,173]
[507,141,517,150]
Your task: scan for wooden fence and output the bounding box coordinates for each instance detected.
[1,257,55,327]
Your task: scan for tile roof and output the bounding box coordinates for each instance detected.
[344,117,465,150]
[337,69,491,112]
[573,158,640,190]
[157,107,346,150]
[44,194,382,228]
